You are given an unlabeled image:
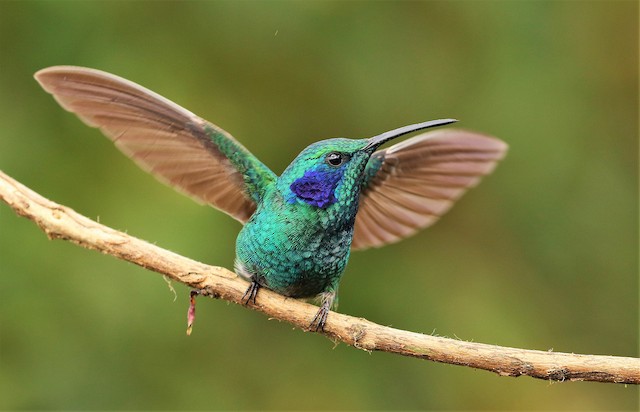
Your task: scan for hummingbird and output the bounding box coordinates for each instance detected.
[35,66,507,331]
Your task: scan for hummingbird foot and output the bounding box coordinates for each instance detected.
[309,305,329,332]
[241,280,261,306]
[308,290,336,332]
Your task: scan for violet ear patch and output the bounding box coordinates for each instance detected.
[290,170,341,208]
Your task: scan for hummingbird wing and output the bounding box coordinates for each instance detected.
[352,130,507,250]
[35,66,276,223]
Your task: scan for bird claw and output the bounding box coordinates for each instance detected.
[241,280,261,306]
[309,302,331,332]
[308,290,336,332]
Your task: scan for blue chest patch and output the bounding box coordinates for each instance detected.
[290,170,341,208]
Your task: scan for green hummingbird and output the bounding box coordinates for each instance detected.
[35,66,507,331]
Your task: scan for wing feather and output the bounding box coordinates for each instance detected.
[35,66,276,223]
[352,130,507,250]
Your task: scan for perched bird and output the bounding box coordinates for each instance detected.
[35,66,507,331]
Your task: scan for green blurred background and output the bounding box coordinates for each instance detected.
[0,1,637,410]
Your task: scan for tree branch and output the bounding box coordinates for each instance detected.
[1,169,638,384]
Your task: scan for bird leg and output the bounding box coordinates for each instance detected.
[241,280,261,306]
[309,290,336,332]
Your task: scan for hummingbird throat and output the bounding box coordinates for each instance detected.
[289,170,341,208]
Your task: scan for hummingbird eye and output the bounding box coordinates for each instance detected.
[325,152,348,167]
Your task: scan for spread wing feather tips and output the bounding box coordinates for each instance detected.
[352,130,507,250]
[35,66,276,223]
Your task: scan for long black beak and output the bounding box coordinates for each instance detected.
[364,118,457,151]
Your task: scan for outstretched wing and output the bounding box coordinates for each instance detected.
[352,130,507,250]
[35,66,276,223]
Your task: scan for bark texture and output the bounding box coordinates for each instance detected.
[1,170,637,384]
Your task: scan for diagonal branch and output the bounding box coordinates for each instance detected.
[1,169,638,384]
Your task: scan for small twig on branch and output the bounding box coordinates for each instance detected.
[1,169,638,384]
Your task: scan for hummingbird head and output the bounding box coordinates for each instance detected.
[279,119,457,210]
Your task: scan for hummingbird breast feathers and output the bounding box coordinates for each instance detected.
[235,187,354,297]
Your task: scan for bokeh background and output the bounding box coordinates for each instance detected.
[0,1,637,410]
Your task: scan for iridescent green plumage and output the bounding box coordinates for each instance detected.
[35,66,508,331]
[235,140,371,327]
